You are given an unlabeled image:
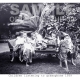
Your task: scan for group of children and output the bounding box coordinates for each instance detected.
[9,30,76,71]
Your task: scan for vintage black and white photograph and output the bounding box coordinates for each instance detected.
[0,3,80,74]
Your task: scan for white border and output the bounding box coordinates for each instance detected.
[0,74,79,80]
[0,0,80,3]
[0,0,80,80]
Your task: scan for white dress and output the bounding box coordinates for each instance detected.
[60,33,74,53]
[13,36,26,51]
[22,37,36,55]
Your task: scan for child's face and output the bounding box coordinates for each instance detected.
[51,33,56,37]
[22,33,27,38]
[31,33,35,39]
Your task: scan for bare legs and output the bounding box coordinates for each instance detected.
[71,54,76,66]
[59,59,62,67]
[59,53,76,72]
[64,59,69,71]
[10,50,15,62]
[59,59,69,71]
